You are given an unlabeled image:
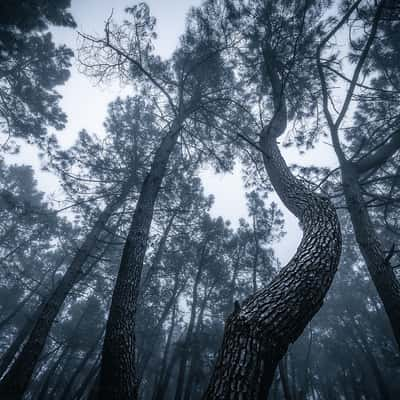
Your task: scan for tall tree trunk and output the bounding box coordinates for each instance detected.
[0,175,137,400]
[203,43,341,399]
[341,163,400,348]
[97,121,182,399]
[316,0,400,348]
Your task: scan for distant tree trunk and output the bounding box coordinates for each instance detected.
[137,275,183,383]
[350,320,391,400]
[174,243,207,400]
[34,346,70,400]
[72,355,101,400]
[45,348,74,400]
[0,175,137,400]
[228,243,245,311]
[0,303,44,379]
[203,43,341,399]
[155,347,180,400]
[0,278,44,332]
[59,328,104,400]
[141,210,177,291]
[183,285,211,400]
[152,307,178,400]
[252,215,260,293]
[278,357,293,400]
[97,121,182,400]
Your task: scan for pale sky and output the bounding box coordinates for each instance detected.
[9,0,340,266]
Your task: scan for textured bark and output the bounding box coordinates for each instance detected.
[203,43,341,399]
[0,175,137,400]
[97,122,181,400]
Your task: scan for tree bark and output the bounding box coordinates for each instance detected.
[0,175,137,400]
[203,43,341,399]
[97,121,182,400]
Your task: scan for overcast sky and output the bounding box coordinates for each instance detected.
[12,0,340,266]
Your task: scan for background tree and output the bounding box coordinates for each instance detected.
[0,0,75,150]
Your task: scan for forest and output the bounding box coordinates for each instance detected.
[0,0,399,399]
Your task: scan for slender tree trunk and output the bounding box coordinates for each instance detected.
[97,121,182,399]
[141,211,177,291]
[316,0,400,349]
[341,162,400,348]
[0,277,45,332]
[152,307,177,400]
[0,303,45,379]
[154,347,180,400]
[72,355,101,400]
[0,175,137,400]
[252,215,260,293]
[45,348,74,400]
[228,243,245,312]
[350,320,391,400]
[203,43,341,399]
[137,276,183,383]
[34,346,70,400]
[59,328,104,400]
[183,286,211,400]
[174,244,206,400]
[279,356,293,400]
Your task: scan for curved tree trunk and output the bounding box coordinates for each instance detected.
[0,175,137,400]
[97,122,182,400]
[203,44,341,399]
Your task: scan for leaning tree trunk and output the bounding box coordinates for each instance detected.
[97,121,182,400]
[0,174,137,400]
[203,44,341,399]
